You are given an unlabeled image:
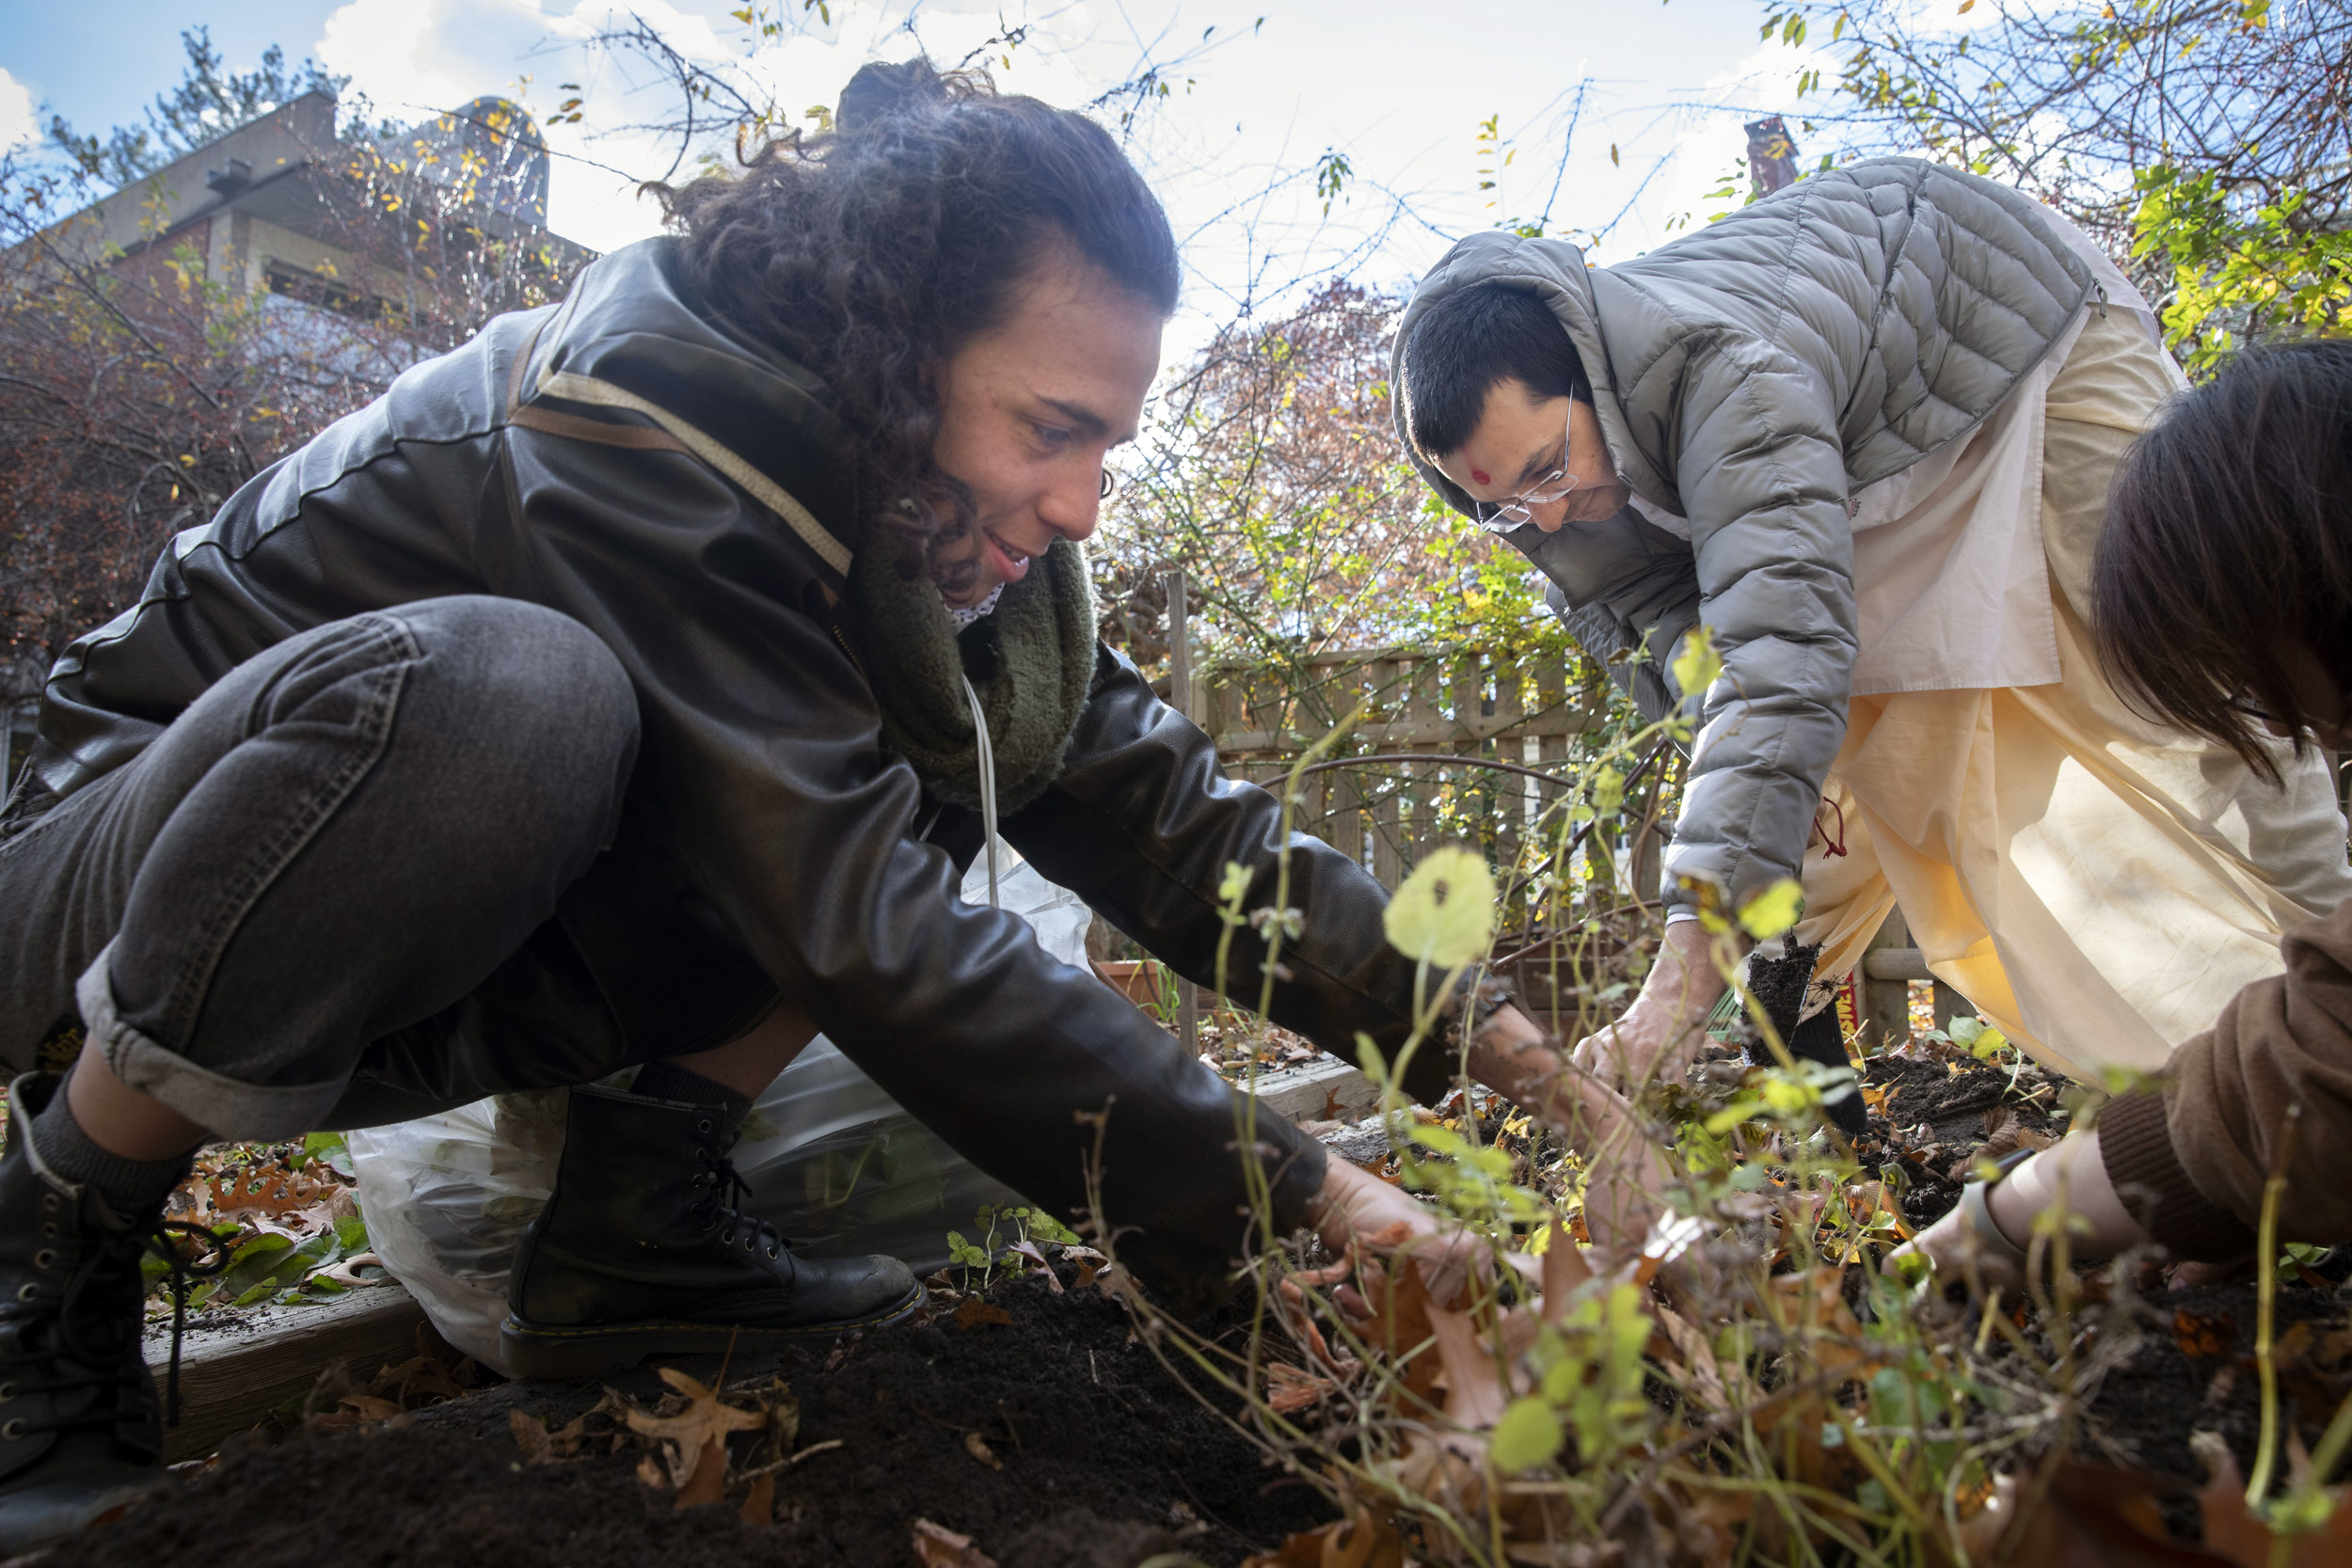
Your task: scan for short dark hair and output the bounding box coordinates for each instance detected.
[2093,339,2352,784]
[1400,282,1591,459]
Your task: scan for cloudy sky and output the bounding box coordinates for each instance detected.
[2,0,1833,331]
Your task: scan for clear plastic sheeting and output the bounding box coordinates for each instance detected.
[348,842,1090,1370]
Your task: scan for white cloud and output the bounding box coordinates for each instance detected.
[309,0,1102,254]
[0,67,38,155]
[1636,35,1841,246]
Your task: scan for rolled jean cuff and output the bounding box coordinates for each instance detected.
[75,939,345,1140]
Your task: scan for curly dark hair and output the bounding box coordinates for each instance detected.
[658,58,1180,592]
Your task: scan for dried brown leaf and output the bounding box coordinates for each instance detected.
[1242,1514,1406,1568]
[2195,1435,2352,1568]
[674,1433,728,1508]
[739,1471,774,1527]
[621,1367,766,1491]
[1654,1305,1738,1414]
[953,1296,1013,1330]
[1006,1239,1063,1292]
[912,1518,999,1568]
[2174,1311,2237,1361]
[1426,1303,1505,1429]
[1538,1222,1593,1323]
[1265,1361,1340,1413]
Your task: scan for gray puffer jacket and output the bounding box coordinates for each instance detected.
[1395,157,2097,912]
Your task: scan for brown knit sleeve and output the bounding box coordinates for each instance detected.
[2122,897,2352,1258]
[2098,1088,2254,1261]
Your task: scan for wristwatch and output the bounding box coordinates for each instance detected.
[1955,1147,2038,1267]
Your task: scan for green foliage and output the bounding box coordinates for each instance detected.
[1668,625,1722,703]
[1754,0,2351,401]
[298,1131,357,1180]
[2132,164,2352,374]
[160,1212,373,1309]
[945,1203,1083,1291]
[1489,1395,1564,1471]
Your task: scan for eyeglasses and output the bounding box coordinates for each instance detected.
[1473,407,1579,534]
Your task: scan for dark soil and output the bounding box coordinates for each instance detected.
[2078,1278,2352,1482]
[1852,1048,2070,1227]
[83,1269,1328,1568]
[1848,1044,2352,1520]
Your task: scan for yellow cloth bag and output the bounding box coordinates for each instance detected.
[1796,305,2352,1081]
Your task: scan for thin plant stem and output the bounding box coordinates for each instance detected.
[2248,1102,2303,1510]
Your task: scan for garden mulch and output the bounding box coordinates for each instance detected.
[79,1264,1325,1568]
[68,1044,2352,1566]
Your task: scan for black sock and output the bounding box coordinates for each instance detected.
[629,1060,755,1126]
[28,1073,189,1215]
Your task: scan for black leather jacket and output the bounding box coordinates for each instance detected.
[12,240,1441,1288]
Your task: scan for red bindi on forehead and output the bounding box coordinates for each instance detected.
[1470,467,1491,485]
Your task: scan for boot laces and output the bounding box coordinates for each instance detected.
[10,1217,225,1440]
[690,1144,791,1263]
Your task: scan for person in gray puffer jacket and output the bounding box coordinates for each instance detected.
[1393,156,2352,1112]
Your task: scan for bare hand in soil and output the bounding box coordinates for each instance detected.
[1566,918,1731,1092]
[1889,1130,2148,1292]
[1306,1157,1480,1306]
[1892,1205,2027,1295]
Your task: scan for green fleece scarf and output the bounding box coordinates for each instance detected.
[850,537,1097,816]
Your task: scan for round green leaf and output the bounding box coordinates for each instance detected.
[1489,1395,1564,1472]
[1382,847,1496,968]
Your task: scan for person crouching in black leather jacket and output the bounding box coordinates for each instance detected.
[0,58,1585,1548]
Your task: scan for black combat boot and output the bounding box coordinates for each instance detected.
[0,1074,185,1553]
[501,1082,922,1378]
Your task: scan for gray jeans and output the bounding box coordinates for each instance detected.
[0,595,751,1138]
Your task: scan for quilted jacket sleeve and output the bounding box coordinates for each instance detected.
[1645,332,1859,911]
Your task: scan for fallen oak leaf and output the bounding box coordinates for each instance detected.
[509,1407,552,1465]
[739,1471,774,1527]
[622,1367,767,1492]
[912,1518,999,1568]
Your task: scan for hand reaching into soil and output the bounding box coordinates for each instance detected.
[1566,918,1739,1093]
[1462,1006,1677,1259]
[1305,1158,1483,1307]
[1891,1129,2150,1291]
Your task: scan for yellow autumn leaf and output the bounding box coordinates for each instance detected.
[1591,763,1624,817]
[1489,1395,1564,1471]
[1670,626,1722,701]
[1737,879,1804,940]
[1383,847,1496,968]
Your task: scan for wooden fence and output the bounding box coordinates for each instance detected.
[1194,643,1608,888]
[1157,564,1661,894]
